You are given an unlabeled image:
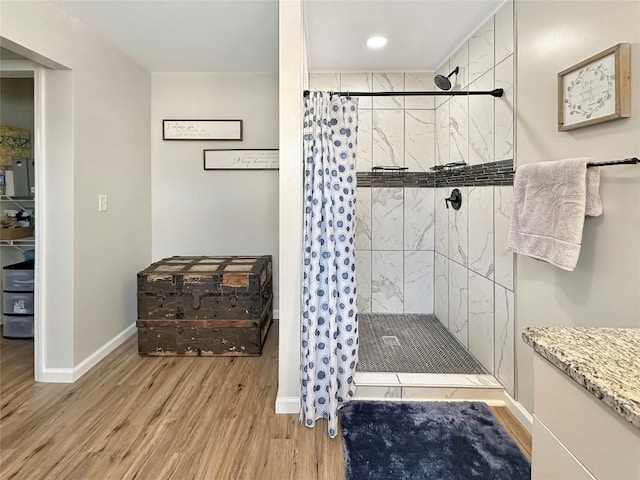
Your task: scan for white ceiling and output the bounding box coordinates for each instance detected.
[305,0,504,72]
[53,0,279,72]
[51,0,503,74]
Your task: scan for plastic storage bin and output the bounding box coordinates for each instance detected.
[3,292,34,314]
[3,315,34,338]
[3,261,34,291]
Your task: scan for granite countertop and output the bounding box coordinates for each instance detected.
[522,327,640,429]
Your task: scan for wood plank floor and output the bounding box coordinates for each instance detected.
[0,322,530,479]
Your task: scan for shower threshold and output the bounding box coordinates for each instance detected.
[352,370,504,403]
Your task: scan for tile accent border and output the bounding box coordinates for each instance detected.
[357,159,513,188]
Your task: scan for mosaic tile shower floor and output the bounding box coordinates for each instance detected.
[357,314,486,374]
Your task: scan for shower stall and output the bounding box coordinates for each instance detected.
[307,1,516,400]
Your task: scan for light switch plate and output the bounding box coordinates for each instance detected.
[98,194,108,212]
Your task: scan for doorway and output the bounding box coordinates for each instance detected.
[1,52,37,379]
[0,42,72,382]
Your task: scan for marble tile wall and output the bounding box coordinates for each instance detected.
[355,250,372,314]
[309,1,515,394]
[469,17,495,85]
[435,59,450,109]
[359,186,435,314]
[373,73,405,109]
[435,102,450,165]
[468,69,495,166]
[494,284,515,394]
[434,188,449,256]
[405,73,435,109]
[355,187,372,250]
[451,43,469,91]
[468,186,494,279]
[357,110,373,172]
[448,261,468,347]
[435,184,514,391]
[432,0,516,395]
[404,251,434,314]
[434,253,449,327]
[495,55,515,162]
[448,187,468,266]
[468,271,495,372]
[373,110,404,167]
[372,187,404,250]
[449,96,469,164]
[371,250,403,313]
[309,71,436,172]
[405,110,436,172]
[310,71,437,315]
[404,188,435,251]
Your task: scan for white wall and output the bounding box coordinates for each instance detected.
[151,73,279,310]
[433,0,517,394]
[1,1,151,374]
[42,68,75,371]
[515,0,640,412]
[277,0,305,413]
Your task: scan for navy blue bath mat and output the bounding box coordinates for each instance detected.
[340,401,530,480]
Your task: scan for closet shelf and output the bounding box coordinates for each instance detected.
[0,237,35,248]
[1,195,35,211]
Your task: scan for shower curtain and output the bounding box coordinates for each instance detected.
[300,92,359,438]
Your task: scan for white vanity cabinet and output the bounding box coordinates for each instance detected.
[532,355,640,480]
[524,327,640,480]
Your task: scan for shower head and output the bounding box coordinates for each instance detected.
[434,66,460,91]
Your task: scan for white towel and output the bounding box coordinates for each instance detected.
[508,158,602,271]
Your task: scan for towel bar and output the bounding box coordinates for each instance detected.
[586,157,639,167]
[512,157,639,173]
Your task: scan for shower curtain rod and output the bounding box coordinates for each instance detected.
[303,88,504,98]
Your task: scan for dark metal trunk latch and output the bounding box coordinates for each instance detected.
[192,289,202,310]
[230,296,238,308]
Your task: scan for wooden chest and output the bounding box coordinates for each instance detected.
[136,256,272,356]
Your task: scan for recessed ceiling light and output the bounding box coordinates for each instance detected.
[366,36,387,49]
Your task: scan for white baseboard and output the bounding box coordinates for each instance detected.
[73,323,136,381]
[40,367,74,383]
[275,395,299,414]
[504,391,533,433]
[40,323,136,383]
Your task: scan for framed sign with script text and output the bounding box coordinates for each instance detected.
[162,119,243,140]
[558,43,631,131]
[204,149,279,170]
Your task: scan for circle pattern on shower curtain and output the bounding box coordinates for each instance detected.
[301,92,359,438]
